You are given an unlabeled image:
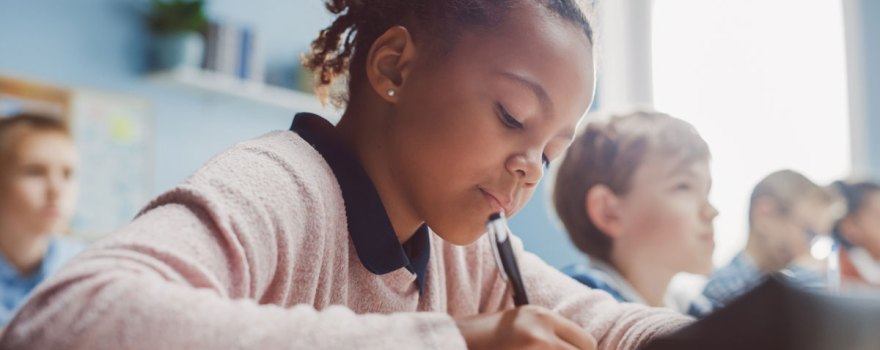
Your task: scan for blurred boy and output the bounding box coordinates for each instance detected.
[0,113,85,327]
[833,181,880,292]
[554,110,718,316]
[701,170,835,307]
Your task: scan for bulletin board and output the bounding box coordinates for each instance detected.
[0,75,154,240]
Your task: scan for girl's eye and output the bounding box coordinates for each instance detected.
[497,104,524,129]
[497,103,549,169]
[675,182,692,191]
[22,165,45,177]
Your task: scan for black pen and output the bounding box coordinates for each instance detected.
[487,212,530,306]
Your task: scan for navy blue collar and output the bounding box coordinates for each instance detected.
[290,113,430,293]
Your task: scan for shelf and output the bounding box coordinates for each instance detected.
[147,67,342,122]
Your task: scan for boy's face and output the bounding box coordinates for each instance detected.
[753,195,833,269]
[383,4,595,244]
[615,157,717,275]
[0,131,78,237]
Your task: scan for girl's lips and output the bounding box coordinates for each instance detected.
[44,207,60,218]
[701,232,715,245]
[480,188,512,215]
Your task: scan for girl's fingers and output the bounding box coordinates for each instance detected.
[550,312,597,350]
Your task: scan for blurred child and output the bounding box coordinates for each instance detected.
[833,181,880,291]
[1,1,689,349]
[554,110,718,316]
[0,113,85,327]
[701,170,834,307]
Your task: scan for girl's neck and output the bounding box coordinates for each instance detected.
[0,226,50,276]
[610,249,676,307]
[335,106,424,244]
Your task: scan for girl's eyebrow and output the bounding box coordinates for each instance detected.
[494,70,553,116]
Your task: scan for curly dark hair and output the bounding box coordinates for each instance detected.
[304,0,594,107]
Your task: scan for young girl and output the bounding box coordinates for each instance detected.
[1,1,689,349]
[554,111,717,316]
[0,114,86,328]
[833,181,880,291]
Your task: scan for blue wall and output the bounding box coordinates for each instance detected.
[0,0,333,191]
[0,0,584,267]
[862,0,880,181]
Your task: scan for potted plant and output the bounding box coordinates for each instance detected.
[147,0,208,70]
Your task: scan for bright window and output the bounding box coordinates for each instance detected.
[651,0,852,265]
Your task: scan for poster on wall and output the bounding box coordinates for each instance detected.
[0,75,154,240]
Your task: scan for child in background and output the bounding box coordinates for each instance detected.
[702,170,834,307]
[555,111,718,316]
[0,114,86,328]
[1,1,689,349]
[832,181,880,292]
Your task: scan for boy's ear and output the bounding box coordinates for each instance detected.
[365,26,417,103]
[585,185,623,239]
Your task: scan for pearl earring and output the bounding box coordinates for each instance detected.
[386,88,396,97]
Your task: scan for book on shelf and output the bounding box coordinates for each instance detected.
[202,21,264,83]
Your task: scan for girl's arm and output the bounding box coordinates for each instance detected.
[0,137,467,349]
[479,235,692,350]
[0,204,466,350]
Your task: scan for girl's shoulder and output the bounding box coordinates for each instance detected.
[188,130,338,193]
[138,130,346,237]
[224,130,330,173]
[42,237,89,275]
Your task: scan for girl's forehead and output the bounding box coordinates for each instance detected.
[443,9,594,114]
[863,193,880,212]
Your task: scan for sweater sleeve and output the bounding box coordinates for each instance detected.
[479,235,692,350]
[0,138,466,350]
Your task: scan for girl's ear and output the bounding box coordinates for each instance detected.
[585,184,623,239]
[365,26,417,103]
[839,216,864,245]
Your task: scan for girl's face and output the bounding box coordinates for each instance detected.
[386,4,595,244]
[0,131,78,237]
[851,192,880,258]
[615,157,717,275]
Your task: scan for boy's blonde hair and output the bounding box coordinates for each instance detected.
[0,113,71,180]
[553,110,710,263]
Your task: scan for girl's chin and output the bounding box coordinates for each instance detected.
[432,225,487,246]
[687,261,715,276]
[38,221,70,235]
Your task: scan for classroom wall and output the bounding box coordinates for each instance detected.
[0,0,332,192]
[2,0,876,269]
[861,0,880,181]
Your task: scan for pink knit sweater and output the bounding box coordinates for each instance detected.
[0,130,689,349]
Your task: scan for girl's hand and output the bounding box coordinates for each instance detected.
[455,305,597,350]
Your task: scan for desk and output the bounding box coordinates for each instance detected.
[644,278,880,350]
